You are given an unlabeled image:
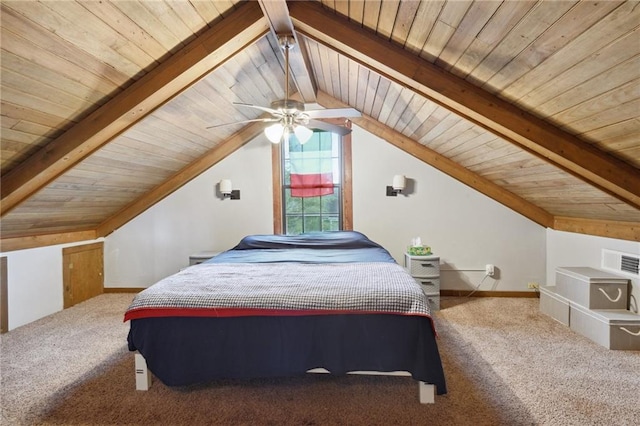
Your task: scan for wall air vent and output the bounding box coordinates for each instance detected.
[602,249,640,278]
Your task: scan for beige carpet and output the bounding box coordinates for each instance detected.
[1,294,639,425]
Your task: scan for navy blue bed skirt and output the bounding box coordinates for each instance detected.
[128,313,447,395]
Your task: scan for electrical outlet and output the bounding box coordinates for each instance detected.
[527,282,539,289]
[485,264,495,277]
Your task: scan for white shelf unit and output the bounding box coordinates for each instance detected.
[404,254,440,311]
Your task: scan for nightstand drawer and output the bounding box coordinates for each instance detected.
[405,255,440,277]
[417,278,440,293]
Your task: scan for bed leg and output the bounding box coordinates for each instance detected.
[135,353,151,391]
[419,382,435,404]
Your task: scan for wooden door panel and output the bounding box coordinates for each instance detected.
[63,242,103,308]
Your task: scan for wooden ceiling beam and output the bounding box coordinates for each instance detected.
[0,230,98,253]
[553,217,640,242]
[257,0,317,103]
[289,1,640,210]
[0,1,269,217]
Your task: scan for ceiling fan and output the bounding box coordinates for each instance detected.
[207,34,361,144]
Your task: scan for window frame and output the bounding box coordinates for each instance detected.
[272,119,352,234]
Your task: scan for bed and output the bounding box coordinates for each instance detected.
[125,231,447,402]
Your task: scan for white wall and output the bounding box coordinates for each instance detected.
[104,135,274,288]
[106,124,547,293]
[546,229,640,313]
[351,125,546,292]
[1,239,103,330]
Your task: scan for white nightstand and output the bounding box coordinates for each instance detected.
[189,251,221,266]
[404,254,441,311]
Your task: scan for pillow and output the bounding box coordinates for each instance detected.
[231,231,383,250]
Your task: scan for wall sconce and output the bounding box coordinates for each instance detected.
[219,179,240,200]
[386,175,406,196]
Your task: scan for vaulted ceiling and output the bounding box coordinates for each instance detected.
[1,0,639,251]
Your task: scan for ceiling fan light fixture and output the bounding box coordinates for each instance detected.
[294,125,313,144]
[265,122,285,143]
[208,33,359,138]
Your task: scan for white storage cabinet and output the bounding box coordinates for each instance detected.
[404,254,440,311]
[539,286,570,326]
[569,303,640,351]
[539,269,640,351]
[556,267,629,310]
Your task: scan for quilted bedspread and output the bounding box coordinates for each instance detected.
[124,262,431,321]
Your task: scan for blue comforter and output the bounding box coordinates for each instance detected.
[205,231,396,264]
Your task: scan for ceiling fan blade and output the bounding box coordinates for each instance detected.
[233,102,280,116]
[304,107,362,119]
[206,117,278,129]
[306,119,352,136]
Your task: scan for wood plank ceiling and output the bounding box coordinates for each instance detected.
[1,0,639,250]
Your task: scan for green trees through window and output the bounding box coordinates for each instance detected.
[281,131,342,235]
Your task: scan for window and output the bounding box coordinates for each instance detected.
[282,131,340,234]
[272,121,352,234]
